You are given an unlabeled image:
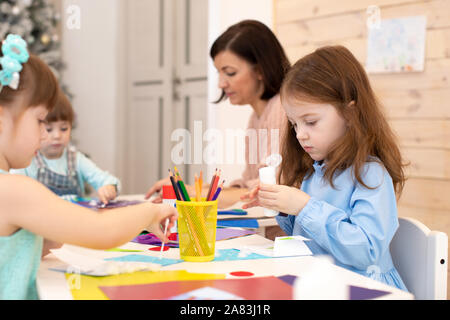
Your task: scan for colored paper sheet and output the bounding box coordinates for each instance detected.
[349,285,391,300]
[99,276,293,300]
[215,228,256,241]
[217,219,259,228]
[213,249,271,262]
[66,270,226,300]
[131,233,179,248]
[105,254,183,267]
[278,275,298,287]
[273,236,313,257]
[105,248,143,253]
[73,199,143,210]
[168,286,244,300]
[50,247,160,276]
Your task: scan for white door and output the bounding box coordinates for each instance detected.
[125,0,208,193]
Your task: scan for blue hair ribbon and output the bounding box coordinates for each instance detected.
[0,34,30,93]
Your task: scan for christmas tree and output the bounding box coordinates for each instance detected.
[0,0,71,96]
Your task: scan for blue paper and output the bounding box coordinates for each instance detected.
[105,254,183,267]
[217,219,259,228]
[213,249,270,261]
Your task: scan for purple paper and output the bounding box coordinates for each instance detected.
[278,275,297,287]
[132,233,179,248]
[349,285,391,300]
[74,199,143,210]
[215,228,256,241]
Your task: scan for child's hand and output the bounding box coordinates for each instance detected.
[144,177,171,201]
[98,185,117,205]
[145,204,178,243]
[241,183,311,216]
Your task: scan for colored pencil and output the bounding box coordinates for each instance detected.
[168,169,182,201]
[208,170,221,201]
[205,169,217,201]
[212,180,225,201]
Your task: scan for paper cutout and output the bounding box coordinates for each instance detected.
[278,275,298,286]
[215,228,256,241]
[349,285,391,300]
[105,248,143,253]
[105,254,183,267]
[50,247,160,276]
[66,270,226,300]
[229,271,254,277]
[273,236,313,257]
[99,276,293,300]
[148,246,169,252]
[213,249,271,262]
[132,232,179,248]
[73,199,143,210]
[217,219,259,228]
[168,286,244,300]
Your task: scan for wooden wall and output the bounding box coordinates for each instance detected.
[273,0,450,298]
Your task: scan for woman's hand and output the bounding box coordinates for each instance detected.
[98,184,117,205]
[144,177,172,202]
[241,183,310,216]
[145,203,178,243]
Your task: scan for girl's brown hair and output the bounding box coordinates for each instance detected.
[46,90,74,126]
[210,20,291,102]
[279,45,407,197]
[0,54,59,114]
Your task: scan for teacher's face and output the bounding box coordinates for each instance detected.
[213,50,264,105]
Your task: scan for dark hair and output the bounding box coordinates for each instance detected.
[0,54,59,113]
[279,45,407,198]
[46,90,75,126]
[210,20,290,102]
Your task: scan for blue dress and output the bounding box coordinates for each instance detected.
[276,160,408,291]
[0,169,43,299]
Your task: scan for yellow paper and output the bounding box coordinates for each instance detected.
[66,270,225,300]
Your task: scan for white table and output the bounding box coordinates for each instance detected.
[37,232,414,300]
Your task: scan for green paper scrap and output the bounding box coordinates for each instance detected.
[105,248,143,253]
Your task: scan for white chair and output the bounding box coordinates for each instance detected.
[390,217,448,300]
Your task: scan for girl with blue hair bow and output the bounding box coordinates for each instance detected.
[0,35,178,300]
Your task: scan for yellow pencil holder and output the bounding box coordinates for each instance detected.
[176,198,218,262]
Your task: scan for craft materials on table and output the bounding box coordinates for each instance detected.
[98,276,293,300]
[66,270,226,300]
[70,197,143,210]
[241,235,313,257]
[49,246,160,276]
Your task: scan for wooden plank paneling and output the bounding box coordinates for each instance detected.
[402,147,450,179]
[391,119,450,149]
[380,88,450,119]
[399,178,450,210]
[275,0,420,23]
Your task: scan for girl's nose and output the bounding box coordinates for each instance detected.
[296,126,308,141]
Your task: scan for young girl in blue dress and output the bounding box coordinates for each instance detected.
[0,35,177,299]
[242,45,409,291]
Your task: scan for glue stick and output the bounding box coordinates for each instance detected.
[258,166,278,217]
[162,185,177,233]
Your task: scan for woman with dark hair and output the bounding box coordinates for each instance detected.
[146,20,290,208]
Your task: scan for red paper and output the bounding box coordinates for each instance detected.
[99,276,292,300]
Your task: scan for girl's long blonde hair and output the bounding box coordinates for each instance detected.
[278,45,407,198]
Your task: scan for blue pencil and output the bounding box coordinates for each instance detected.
[212,180,225,200]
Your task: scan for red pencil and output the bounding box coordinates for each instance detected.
[208,170,221,201]
[206,168,217,201]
